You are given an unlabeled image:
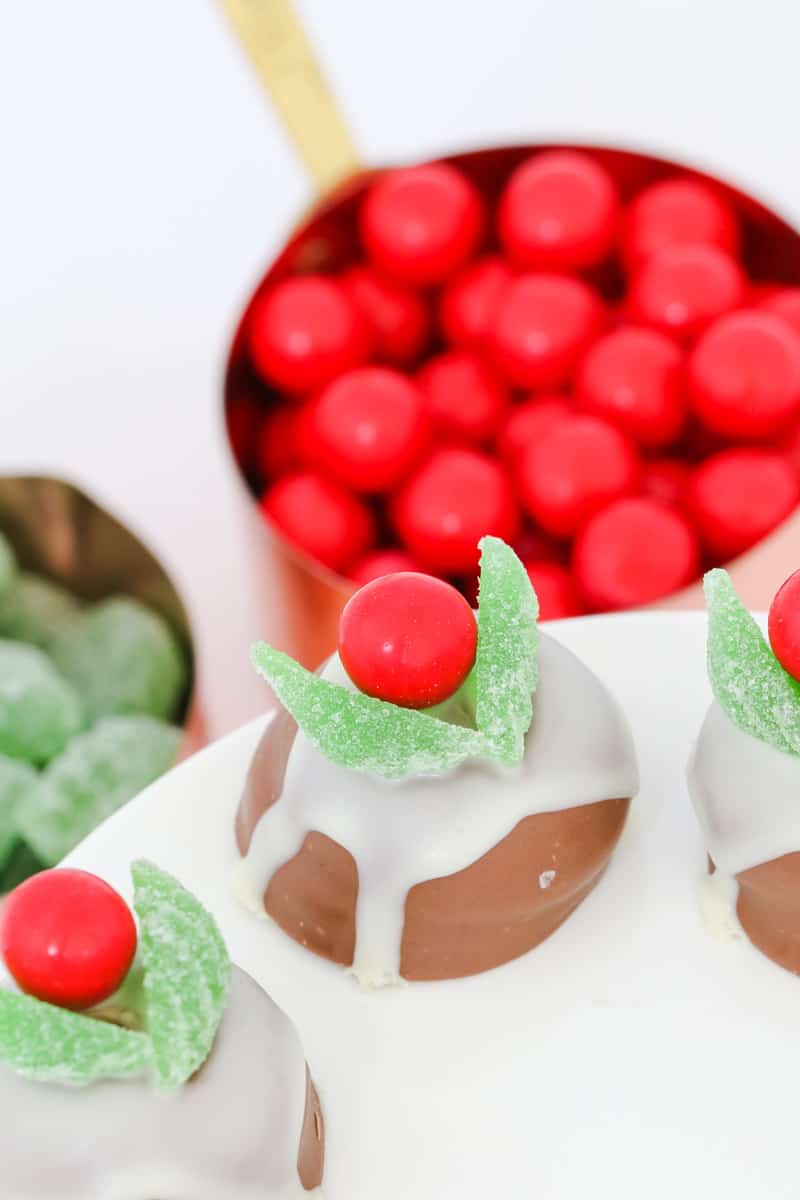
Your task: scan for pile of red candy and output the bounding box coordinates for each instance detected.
[227,150,800,619]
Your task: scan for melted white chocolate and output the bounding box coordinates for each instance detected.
[237,633,639,986]
[0,968,318,1199]
[688,701,800,876]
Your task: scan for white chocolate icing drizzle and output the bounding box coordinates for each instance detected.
[238,633,639,986]
[0,968,316,1199]
[688,701,800,876]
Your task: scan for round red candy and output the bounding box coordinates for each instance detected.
[261,471,375,572]
[576,326,686,449]
[248,275,370,393]
[438,255,513,349]
[621,177,739,268]
[496,396,572,466]
[525,561,582,620]
[488,273,604,389]
[339,572,477,708]
[498,149,618,270]
[359,163,484,285]
[517,415,640,538]
[303,367,429,493]
[349,549,427,586]
[392,447,519,573]
[256,405,304,480]
[573,498,699,611]
[776,419,800,476]
[769,570,800,682]
[641,458,691,509]
[686,449,800,560]
[340,264,429,365]
[418,351,508,445]
[758,287,800,339]
[687,310,800,439]
[0,869,137,1011]
[226,389,262,474]
[627,244,745,343]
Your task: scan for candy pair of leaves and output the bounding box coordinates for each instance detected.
[252,537,540,780]
[0,861,230,1090]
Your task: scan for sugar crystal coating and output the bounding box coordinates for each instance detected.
[131,860,230,1091]
[0,989,151,1085]
[19,717,180,865]
[0,572,81,648]
[474,536,540,764]
[0,755,40,872]
[705,568,800,755]
[0,533,17,604]
[49,597,187,724]
[0,641,82,765]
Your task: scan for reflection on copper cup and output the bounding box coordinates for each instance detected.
[223,146,800,668]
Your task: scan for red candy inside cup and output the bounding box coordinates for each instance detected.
[225,146,800,638]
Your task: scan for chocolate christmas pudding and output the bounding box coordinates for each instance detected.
[689,567,800,974]
[235,537,639,986]
[0,862,324,1197]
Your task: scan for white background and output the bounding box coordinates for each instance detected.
[2,0,800,736]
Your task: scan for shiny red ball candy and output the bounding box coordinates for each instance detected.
[686,449,800,560]
[256,405,303,479]
[641,458,691,508]
[628,244,745,343]
[418,351,508,445]
[498,150,619,270]
[438,255,513,349]
[0,869,137,1011]
[768,570,800,682]
[338,572,477,708]
[496,396,572,466]
[248,275,370,393]
[525,561,582,619]
[758,287,800,339]
[261,471,376,572]
[340,264,429,364]
[621,177,739,269]
[349,549,427,586]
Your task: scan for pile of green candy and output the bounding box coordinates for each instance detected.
[0,533,187,890]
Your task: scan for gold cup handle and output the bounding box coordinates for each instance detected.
[218,0,362,194]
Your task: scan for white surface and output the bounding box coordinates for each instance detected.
[2,3,800,736]
[65,612,800,1200]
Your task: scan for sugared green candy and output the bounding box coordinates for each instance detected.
[50,597,187,724]
[0,533,17,605]
[252,536,541,779]
[0,572,81,648]
[0,755,40,872]
[0,641,82,765]
[705,569,800,756]
[19,716,181,865]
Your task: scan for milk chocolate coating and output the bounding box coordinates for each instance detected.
[733,854,800,975]
[237,710,630,980]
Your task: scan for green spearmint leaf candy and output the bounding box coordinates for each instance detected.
[705,568,800,756]
[252,643,486,779]
[49,596,188,724]
[474,536,539,765]
[0,755,41,873]
[132,860,230,1091]
[0,572,81,649]
[0,640,82,765]
[19,717,181,866]
[0,533,17,604]
[0,989,151,1085]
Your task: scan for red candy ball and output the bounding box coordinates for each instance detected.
[261,471,375,572]
[768,570,800,682]
[226,390,262,474]
[338,572,477,708]
[392,447,519,573]
[0,869,137,1011]
[248,275,370,393]
[628,245,745,343]
[686,449,800,560]
[641,457,691,508]
[525,561,582,620]
[518,415,640,537]
[498,150,618,270]
[573,498,699,611]
[496,396,572,466]
[304,367,430,493]
[359,163,484,285]
[418,351,508,445]
[688,310,800,439]
[776,419,800,477]
[621,177,739,269]
[256,405,303,480]
[488,273,604,389]
[758,287,800,339]
[577,326,686,449]
[439,255,513,349]
[349,549,427,586]
[340,264,429,365]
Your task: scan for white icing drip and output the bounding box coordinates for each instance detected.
[698,870,744,942]
[0,968,317,1199]
[239,633,639,986]
[688,701,800,875]
[538,870,556,890]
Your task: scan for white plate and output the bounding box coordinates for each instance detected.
[66,611,800,1200]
